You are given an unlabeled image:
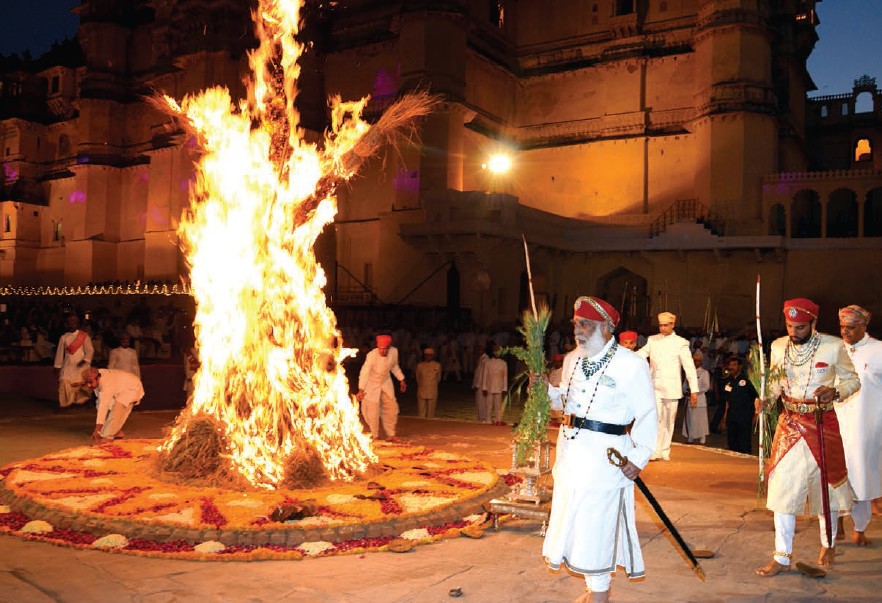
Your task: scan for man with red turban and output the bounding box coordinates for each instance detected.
[836,304,882,545]
[542,296,657,602]
[756,298,860,576]
[357,333,406,441]
[617,330,638,351]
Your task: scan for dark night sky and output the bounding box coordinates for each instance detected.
[0,0,879,96]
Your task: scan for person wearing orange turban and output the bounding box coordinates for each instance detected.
[357,334,407,441]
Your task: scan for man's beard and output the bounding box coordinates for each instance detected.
[577,328,608,356]
[790,329,814,345]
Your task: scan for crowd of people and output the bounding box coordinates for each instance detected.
[2,289,881,602]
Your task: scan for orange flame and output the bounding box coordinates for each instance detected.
[160,0,376,488]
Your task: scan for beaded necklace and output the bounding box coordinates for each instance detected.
[783,332,820,400]
[564,341,618,440]
[784,331,820,366]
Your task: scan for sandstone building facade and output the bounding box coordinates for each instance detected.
[1,0,880,332]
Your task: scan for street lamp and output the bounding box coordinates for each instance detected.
[483,152,512,175]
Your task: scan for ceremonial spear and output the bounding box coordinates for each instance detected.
[755,275,767,491]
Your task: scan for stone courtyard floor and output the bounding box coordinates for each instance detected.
[1,390,881,602]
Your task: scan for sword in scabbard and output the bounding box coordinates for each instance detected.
[607,447,706,581]
[814,396,833,549]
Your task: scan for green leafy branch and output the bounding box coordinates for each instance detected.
[499,304,552,465]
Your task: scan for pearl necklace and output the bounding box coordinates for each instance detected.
[784,331,820,367]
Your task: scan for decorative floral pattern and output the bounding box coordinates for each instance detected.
[0,439,502,560]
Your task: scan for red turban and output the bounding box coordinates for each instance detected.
[376,335,392,348]
[573,296,620,329]
[618,330,638,343]
[783,298,819,323]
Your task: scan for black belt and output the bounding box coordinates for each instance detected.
[561,415,629,435]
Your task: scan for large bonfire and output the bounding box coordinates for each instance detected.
[157,0,434,490]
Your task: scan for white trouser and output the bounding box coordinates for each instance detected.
[99,401,134,438]
[361,390,398,438]
[585,572,611,593]
[653,398,678,460]
[852,500,872,532]
[772,511,838,565]
[487,392,503,423]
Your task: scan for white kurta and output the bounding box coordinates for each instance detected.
[837,334,882,501]
[54,330,94,380]
[358,347,405,437]
[108,346,141,378]
[636,332,699,399]
[766,333,860,515]
[94,369,145,438]
[542,339,658,579]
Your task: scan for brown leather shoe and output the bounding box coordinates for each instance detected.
[853,531,871,546]
[755,559,791,577]
[818,546,836,567]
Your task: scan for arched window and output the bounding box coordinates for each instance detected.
[866,188,882,237]
[827,188,858,238]
[854,138,872,162]
[855,91,874,114]
[768,203,785,236]
[820,105,828,118]
[842,103,849,116]
[791,189,821,238]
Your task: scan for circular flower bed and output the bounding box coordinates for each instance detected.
[0,439,509,560]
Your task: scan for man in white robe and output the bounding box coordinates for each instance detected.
[636,312,698,460]
[83,367,145,443]
[543,296,657,603]
[54,313,94,409]
[837,304,882,545]
[480,344,508,425]
[357,334,406,441]
[756,298,860,576]
[107,333,141,378]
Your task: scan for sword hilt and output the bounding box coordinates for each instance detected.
[607,447,627,468]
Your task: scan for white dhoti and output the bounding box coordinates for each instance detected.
[542,485,644,581]
[766,438,854,516]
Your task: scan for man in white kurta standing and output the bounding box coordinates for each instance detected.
[837,304,882,546]
[414,347,441,419]
[357,334,406,441]
[636,312,698,460]
[82,367,145,443]
[472,344,491,423]
[543,296,657,603]
[107,333,141,378]
[480,343,508,425]
[54,313,94,410]
[756,298,861,576]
